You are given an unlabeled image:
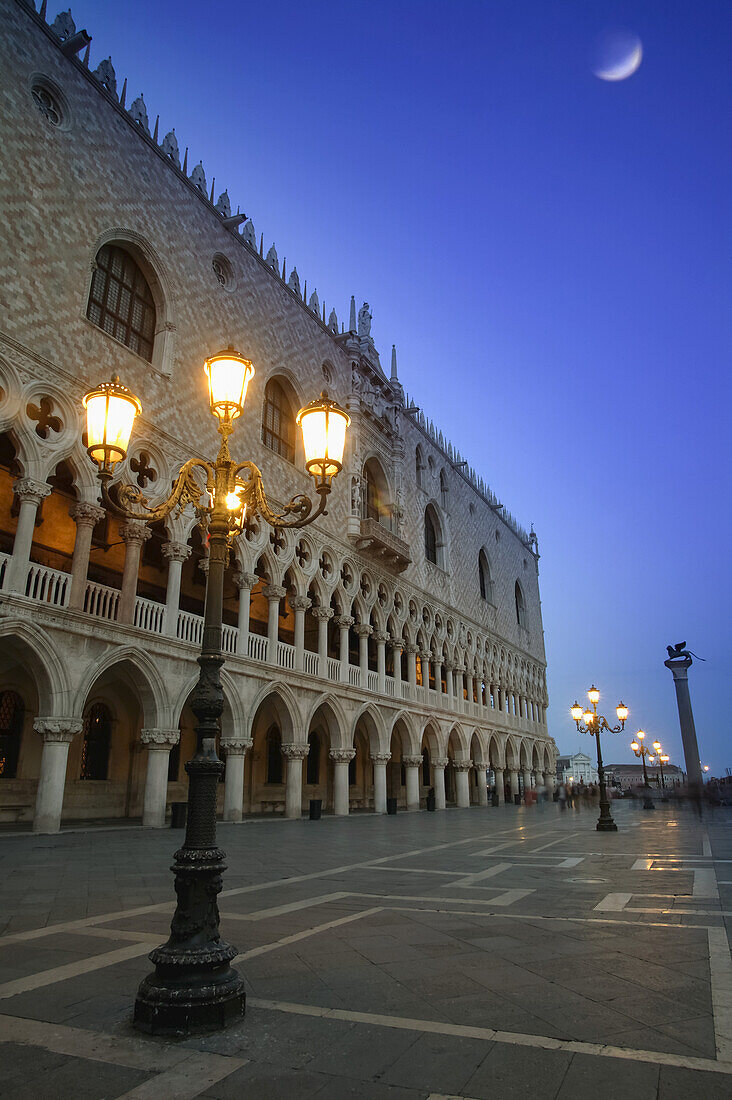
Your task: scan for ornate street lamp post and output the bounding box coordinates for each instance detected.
[82,352,349,1035]
[630,730,656,810]
[570,686,628,832]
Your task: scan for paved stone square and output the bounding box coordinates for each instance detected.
[1,800,731,1098]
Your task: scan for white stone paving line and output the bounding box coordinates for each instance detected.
[247,997,732,1075]
[234,907,384,963]
[353,889,535,907]
[708,925,732,1062]
[0,1013,246,1097]
[0,825,554,947]
[449,862,514,888]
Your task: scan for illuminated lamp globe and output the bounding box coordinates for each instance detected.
[570,702,583,722]
[631,741,639,752]
[83,374,141,473]
[296,392,350,491]
[661,755,669,764]
[653,741,662,752]
[616,702,629,723]
[204,347,254,423]
[587,685,600,705]
[582,710,594,725]
[637,729,645,740]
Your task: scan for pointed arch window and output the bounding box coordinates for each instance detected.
[515,580,526,627]
[424,509,437,564]
[0,690,24,779]
[262,379,295,463]
[80,702,112,781]
[87,244,156,362]
[478,550,493,602]
[265,725,283,784]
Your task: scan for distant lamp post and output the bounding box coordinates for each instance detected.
[630,730,655,810]
[83,354,349,1035]
[569,686,627,831]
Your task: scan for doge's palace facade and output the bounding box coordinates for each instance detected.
[0,0,555,833]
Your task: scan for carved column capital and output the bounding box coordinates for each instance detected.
[329,748,356,763]
[162,541,191,564]
[373,631,390,645]
[34,717,83,743]
[233,570,259,591]
[312,606,334,622]
[370,752,391,764]
[281,742,310,760]
[263,584,287,602]
[141,728,180,748]
[288,596,311,613]
[220,736,253,756]
[354,623,373,638]
[453,760,473,772]
[120,520,151,543]
[432,756,449,769]
[14,478,51,506]
[390,639,404,653]
[336,615,354,629]
[71,502,105,527]
[406,642,420,655]
[401,754,423,768]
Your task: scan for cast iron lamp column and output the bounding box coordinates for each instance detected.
[81,353,349,1035]
[570,687,628,832]
[630,730,657,810]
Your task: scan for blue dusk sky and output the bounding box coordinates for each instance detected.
[66,0,730,774]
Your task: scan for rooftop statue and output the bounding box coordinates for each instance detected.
[358,301,372,339]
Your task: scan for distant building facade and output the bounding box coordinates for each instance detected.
[556,752,598,786]
[604,764,686,789]
[0,1,555,832]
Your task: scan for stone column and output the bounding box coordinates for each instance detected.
[371,752,390,813]
[68,502,105,609]
[330,749,355,815]
[432,756,448,810]
[162,541,190,637]
[455,760,472,807]
[263,584,286,664]
[421,651,431,702]
[32,718,82,834]
[374,631,389,694]
[118,520,151,624]
[141,728,180,827]
[289,596,311,672]
[664,655,703,792]
[7,479,51,593]
[523,769,532,799]
[444,661,453,703]
[494,766,505,804]
[406,643,418,699]
[467,673,475,707]
[282,742,309,818]
[233,571,257,655]
[391,640,404,696]
[434,655,444,702]
[474,760,489,805]
[510,769,519,798]
[402,754,422,809]
[355,623,372,683]
[312,606,333,677]
[220,736,252,822]
[337,616,354,682]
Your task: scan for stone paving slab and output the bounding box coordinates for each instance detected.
[0,802,730,1097]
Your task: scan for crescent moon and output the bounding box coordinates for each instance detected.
[594,41,643,82]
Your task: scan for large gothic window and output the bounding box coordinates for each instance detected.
[515,580,526,627]
[80,702,112,781]
[265,726,283,784]
[478,550,493,602]
[363,458,390,528]
[87,244,156,362]
[424,508,438,564]
[262,379,295,463]
[0,690,24,779]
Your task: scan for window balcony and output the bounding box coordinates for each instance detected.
[352,517,412,573]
